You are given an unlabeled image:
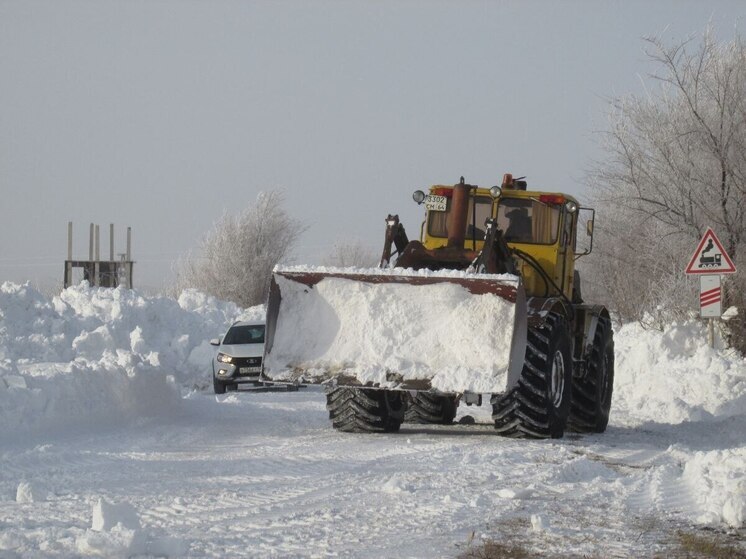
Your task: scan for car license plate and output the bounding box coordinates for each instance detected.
[240,366,261,373]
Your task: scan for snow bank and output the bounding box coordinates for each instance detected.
[613,320,746,425]
[612,319,745,528]
[0,282,261,443]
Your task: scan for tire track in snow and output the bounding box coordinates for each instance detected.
[3,391,743,558]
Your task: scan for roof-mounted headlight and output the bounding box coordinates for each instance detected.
[412,190,426,204]
[565,201,578,214]
[489,185,502,199]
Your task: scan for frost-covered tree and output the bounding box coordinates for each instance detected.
[322,239,379,268]
[586,28,746,347]
[175,191,304,307]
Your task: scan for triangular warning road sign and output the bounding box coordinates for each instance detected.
[685,227,737,275]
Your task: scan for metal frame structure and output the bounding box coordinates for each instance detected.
[63,222,134,288]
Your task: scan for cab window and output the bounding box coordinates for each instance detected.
[427,196,493,239]
[497,198,559,244]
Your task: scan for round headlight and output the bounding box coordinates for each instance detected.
[489,185,502,198]
[565,201,578,214]
[412,190,426,204]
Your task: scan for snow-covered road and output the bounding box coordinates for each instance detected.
[1,283,744,557]
[2,387,743,558]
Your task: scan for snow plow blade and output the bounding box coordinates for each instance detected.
[262,267,527,394]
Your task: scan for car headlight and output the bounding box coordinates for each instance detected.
[217,352,233,364]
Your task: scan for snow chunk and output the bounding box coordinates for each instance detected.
[73,325,115,358]
[381,474,415,494]
[531,514,550,531]
[682,449,746,528]
[77,524,144,557]
[92,498,141,531]
[15,481,45,503]
[497,487,532,500]
[722,306,738,321]
[77,498,187,557]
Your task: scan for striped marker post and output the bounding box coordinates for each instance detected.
[700,275,721,348]
[699,276,722,317]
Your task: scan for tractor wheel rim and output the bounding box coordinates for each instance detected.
[550,350,565,408]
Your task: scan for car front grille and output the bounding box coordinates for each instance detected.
[233,356,263,376]
[233,356,262,368]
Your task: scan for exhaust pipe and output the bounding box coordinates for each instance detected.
[447,179,470,248]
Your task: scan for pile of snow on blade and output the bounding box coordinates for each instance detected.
[266,266,521,393]
[0,282,260,442]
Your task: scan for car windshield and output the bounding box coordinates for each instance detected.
[223,325,265,345]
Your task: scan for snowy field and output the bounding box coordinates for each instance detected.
[0,282,744,558]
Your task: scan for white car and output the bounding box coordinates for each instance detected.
[210,320,265,394]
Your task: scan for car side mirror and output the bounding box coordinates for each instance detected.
[209,338,221,346]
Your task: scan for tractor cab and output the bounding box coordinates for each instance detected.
[413,174,589,300]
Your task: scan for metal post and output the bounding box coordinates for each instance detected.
[67,222,73,260]
[94,224,100,286]
[708,318,715,349]
[127,227,133,289]
[126,227,131,261]
[110,223,114,261]
[89,223,94,261]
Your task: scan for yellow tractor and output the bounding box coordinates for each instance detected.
[262,174,614,439]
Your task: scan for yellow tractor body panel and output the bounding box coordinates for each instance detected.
[420,185,578,300]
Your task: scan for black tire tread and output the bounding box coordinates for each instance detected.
[568,316,614,433]
[404,393,458,424]
[492,312,572,439]
[326,387,405,433]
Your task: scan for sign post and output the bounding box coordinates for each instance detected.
[685,228,737,348]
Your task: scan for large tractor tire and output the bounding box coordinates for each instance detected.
[492,312,573,439]
[404,393,458,425]
[326,387,406,433]
[568,316,614,433]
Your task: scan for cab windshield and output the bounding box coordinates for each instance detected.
[497,198,559,244]
[426,195,560,245]
[427,196,493,239]
[223,325,265,345]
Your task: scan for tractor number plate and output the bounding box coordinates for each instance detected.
[424,195,447,211]
[240,367,261,373]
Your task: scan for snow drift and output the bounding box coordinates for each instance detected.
[0,282,262,443]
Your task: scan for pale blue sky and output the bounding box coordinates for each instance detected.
[1,0,744,290]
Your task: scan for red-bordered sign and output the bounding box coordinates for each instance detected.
[685,227,737,275]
